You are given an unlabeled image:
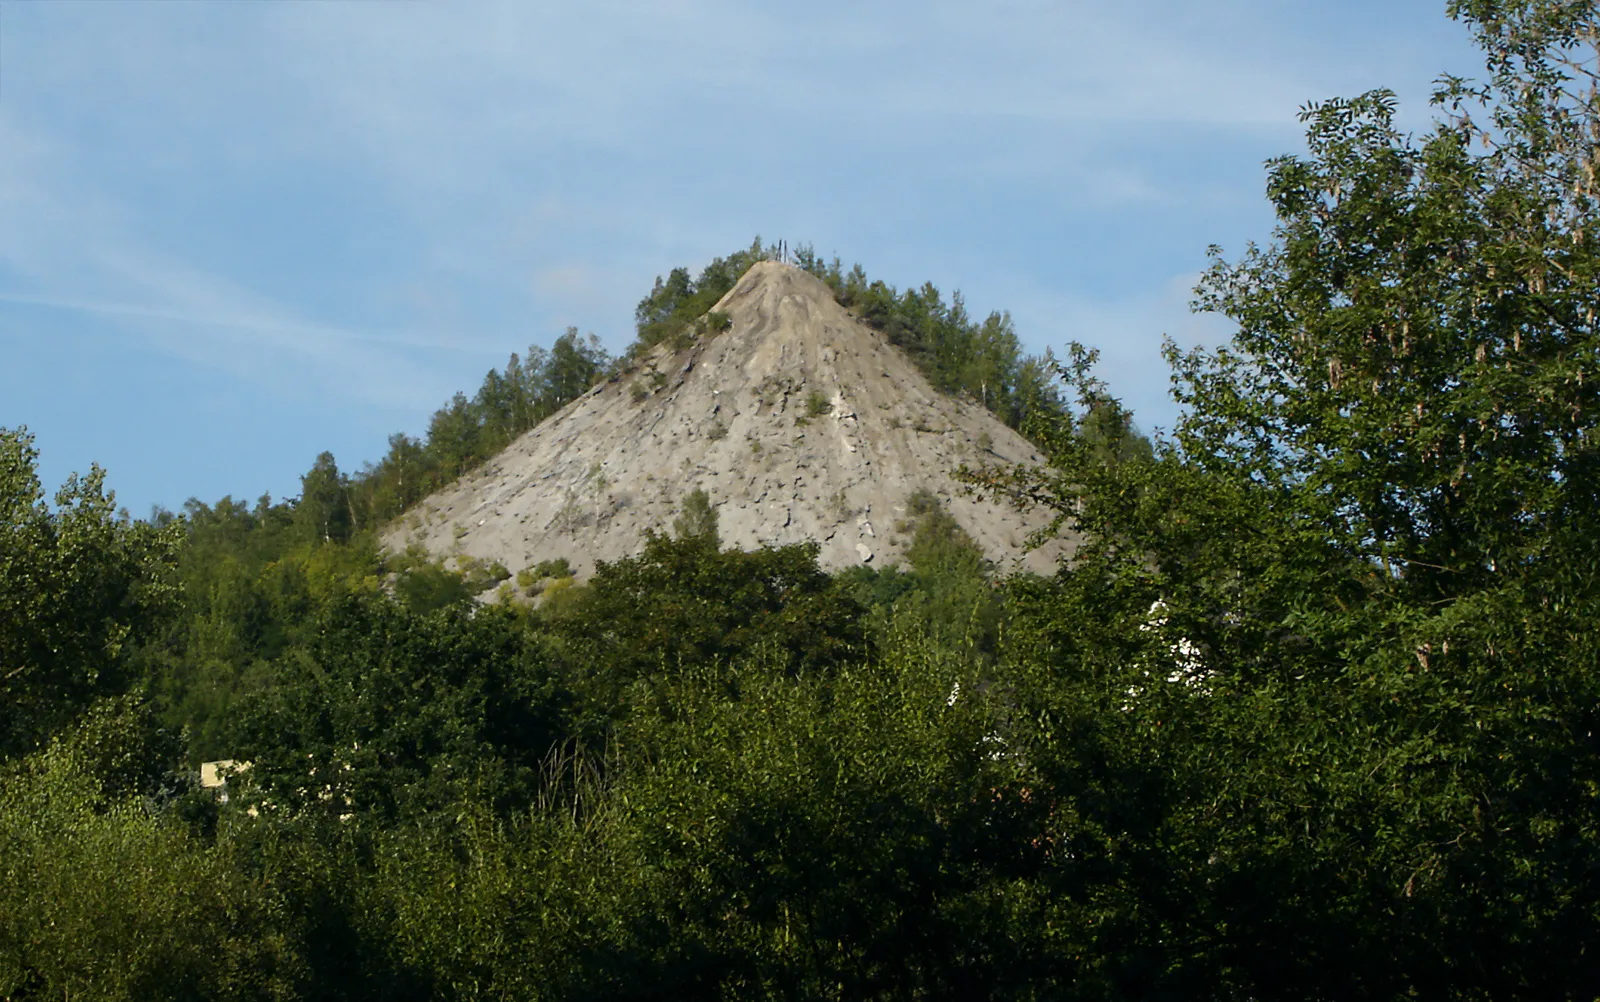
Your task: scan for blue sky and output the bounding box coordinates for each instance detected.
[1,0,1485,517]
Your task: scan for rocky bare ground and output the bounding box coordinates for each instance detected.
[382,261,1074,580]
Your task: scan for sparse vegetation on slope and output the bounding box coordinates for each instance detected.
[796,249,1072,436]
[629,240,773,358]
[298,240,1131,543]
[628,237,1107,445]
[389,259,1075,580]
[345,327,613,529]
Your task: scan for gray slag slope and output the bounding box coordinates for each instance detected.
[383,261,1072,578]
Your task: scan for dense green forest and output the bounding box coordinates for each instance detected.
[6,2,1600,997]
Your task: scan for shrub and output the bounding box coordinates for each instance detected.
[532,558,573,580]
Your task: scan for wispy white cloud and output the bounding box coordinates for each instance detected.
[0,291,499,355]
[0,48,505,413]
[0,138,497,414]
[0,0,1489,511]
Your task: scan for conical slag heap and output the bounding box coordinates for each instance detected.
[382,261,1072,578]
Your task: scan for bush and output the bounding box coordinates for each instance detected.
[545,534,869,691]
[0,748,303,1001]
[230,596,576,824]
[532,557,574,580]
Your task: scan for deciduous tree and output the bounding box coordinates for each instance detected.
[0,428,180,758]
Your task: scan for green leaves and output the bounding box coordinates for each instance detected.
[0,748,304,1001]
[294,451,351,545]
[975,6,1600,993]
[546,534,871,689]
[0,427,180,758]
[804,255,1070,435]
[1190,53,1600,599]
[631,239,770,356]
[230,596,574,823]
[670,486,720,546]
[349,326,612,526]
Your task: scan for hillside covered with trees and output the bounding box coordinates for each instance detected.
[5,1,1600,997]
